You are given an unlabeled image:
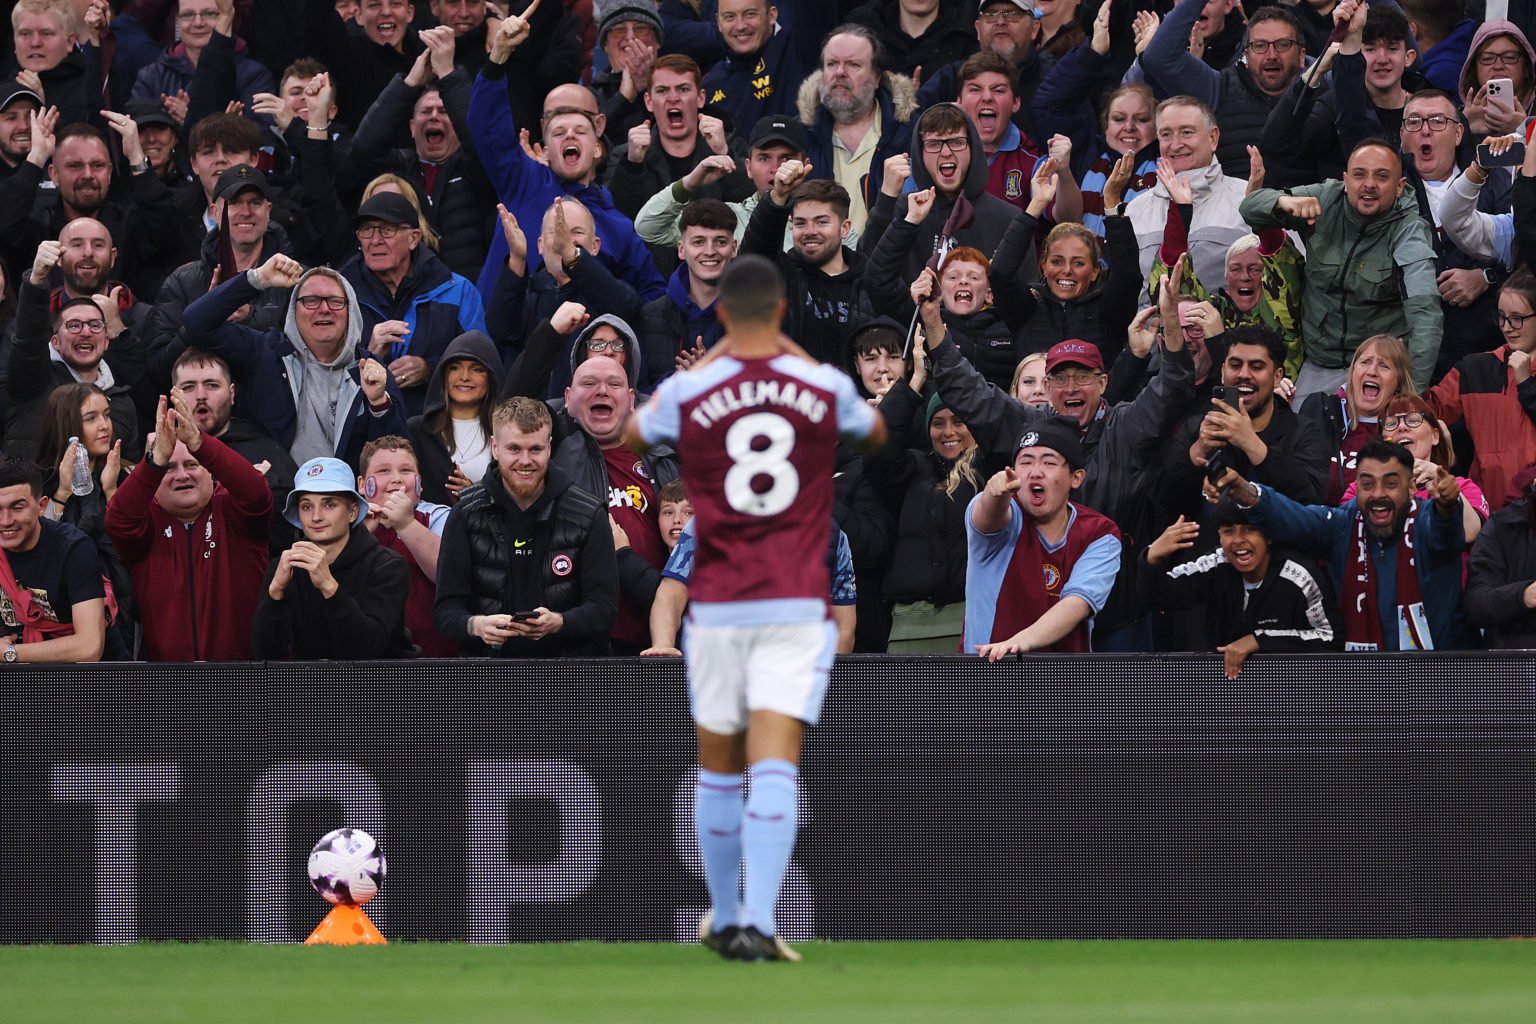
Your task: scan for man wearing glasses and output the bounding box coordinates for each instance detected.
[1143,1,1308,178]
[181,252,407,472]
[3,240,140,462]
[339,191,488,418]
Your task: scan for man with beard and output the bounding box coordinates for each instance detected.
[1161,323,1331,544]
[468,6,665,308]
[348,25,497,279]
[0,111,181,302]
[1213,439,1476,650]
[4,241,140,463]
[640,198,737,389]
[1241,138,1443,395]
[916,0,1049,149]
[700,0,837,130]
[434,395,619,657]
[0,78,40,177]
[740,164,871,365]
[1145,3,1310,179]
[172,348,298,551]
[147,165,296,397]
[103,388,273,661]
[800,24,918,242]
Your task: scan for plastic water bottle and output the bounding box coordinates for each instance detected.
[69,436,93,496]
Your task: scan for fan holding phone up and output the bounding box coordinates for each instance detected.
[1462,24,1534,138]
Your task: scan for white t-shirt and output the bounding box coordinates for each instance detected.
[451,418,492,482]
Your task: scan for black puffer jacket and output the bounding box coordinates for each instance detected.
[865,379,983,607]
[433,460,618,657]
[1466,498,1536,649]
[1013,213,1142,367]
[347,68,497,279]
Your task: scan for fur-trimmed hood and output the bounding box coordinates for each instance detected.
[795,69,920,128]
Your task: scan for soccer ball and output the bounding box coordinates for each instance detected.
[307,827,386,906]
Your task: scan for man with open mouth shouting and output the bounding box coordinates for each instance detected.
[1211,438,1476,652]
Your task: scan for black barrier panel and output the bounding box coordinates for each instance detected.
[2,654,1535,943]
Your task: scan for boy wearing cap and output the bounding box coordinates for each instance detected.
[1139,501,1341,679]
[634,112,807,248]
[252,455,414,659]
[966,416,1122,658]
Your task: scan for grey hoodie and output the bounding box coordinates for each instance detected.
[284,267,368,465]
[567,313,645,391]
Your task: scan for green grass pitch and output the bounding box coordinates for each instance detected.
[4,940,1536,1023]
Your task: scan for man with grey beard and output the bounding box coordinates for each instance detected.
[798,24,918,243]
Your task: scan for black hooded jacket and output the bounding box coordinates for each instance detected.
[408,330,505,507]
[858,104,1021,284]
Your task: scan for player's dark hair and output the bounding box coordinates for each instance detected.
[1356,438,1415,473]
[1362,6,1412,48]
[171,348,232,383]
[0,457,43,497]
[957,49,1018,93]
[1222,324,1286,371]
[658,478,688,505]
[189,112,262,156]
[492,396,553,435]
[678,198,737,236]
[787,178,851,221]
[719,255,785,326]
[1400,0,1458,40]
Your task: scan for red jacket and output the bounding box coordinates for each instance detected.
[104,433,273,661]
[1426,345,1536,511]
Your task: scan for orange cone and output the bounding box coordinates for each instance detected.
[305,904,387,945]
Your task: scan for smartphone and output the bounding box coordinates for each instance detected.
[1488,77,1514,107]
[1210,385,1238,410]
[510,610,540,621]
[1205,446,1232,486]
[1478,140,1526,167]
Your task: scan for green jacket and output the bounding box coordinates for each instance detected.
[1239,180,1442,390]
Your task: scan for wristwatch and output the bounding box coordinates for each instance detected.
[128,157,151,175]
[1484,268,1500,286]
[4,641,17,663]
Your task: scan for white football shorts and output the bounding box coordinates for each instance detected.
[683,619,838,734]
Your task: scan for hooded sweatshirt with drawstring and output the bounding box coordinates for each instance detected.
[858,104,1021,284]
[181,266,409,470]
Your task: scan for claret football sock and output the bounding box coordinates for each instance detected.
[741,759,799,935]
[695,768,745,929]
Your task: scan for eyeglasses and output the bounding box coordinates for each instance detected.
[1477,50,1524,67]
[1381,413,1428,431]
[977,9,1030,24]
[921,136,970,154]
[177,9,219,22]
[1401,115,1456,132]
[587,338,627,353]
[356,223,406,240]
[1047,370,1099,388]
[1493,310,1533,329]
[296,295,348,311]
[60,318,106,335]
[1246,39,1299,55]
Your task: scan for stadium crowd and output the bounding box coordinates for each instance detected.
[3,0,1536,670]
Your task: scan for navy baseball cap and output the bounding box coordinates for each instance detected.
[351,192,420,230]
